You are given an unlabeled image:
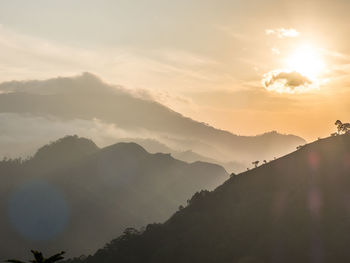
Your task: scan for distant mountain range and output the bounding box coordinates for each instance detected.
[65,134,350,263]
[0,73,305,172]
[113,137,247,173]
[0,136,227,259]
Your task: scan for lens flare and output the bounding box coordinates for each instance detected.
[7,179,69,241]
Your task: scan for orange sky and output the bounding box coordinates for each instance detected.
[0,0,350,141]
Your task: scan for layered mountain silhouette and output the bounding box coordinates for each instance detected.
[0,73,305,172]
[114,138,247,172]
[0,136,227,259]
[66,134,350,263]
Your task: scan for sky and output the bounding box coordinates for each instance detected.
[1,0,350,141]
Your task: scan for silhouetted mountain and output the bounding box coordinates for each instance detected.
[0,73,305,170]
[115,138,246,172]
[0,136,227,259]
[67,134,350,263]
[33,135,99,161]
[28,135,99,173]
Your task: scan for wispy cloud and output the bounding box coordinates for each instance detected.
[0,25,221,90]
[265,28,300,38]
[215,25,247,40]
[271,47,281,55]
[0,113,165,159]
[0,25,227,116]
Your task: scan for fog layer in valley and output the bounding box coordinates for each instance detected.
[0,73,305,173]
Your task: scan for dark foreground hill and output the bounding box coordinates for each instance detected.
[67,134,350,263]
[0,136,227,259]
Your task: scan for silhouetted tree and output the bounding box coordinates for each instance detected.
[5,250,65,263]
[336,120,343,134]
[335,120,350,134]
[187,190,210,205]
[252,161,259,168]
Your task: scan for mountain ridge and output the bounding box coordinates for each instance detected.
[0,135,228,259]
[66,134,350,263]
[0,73,305,169]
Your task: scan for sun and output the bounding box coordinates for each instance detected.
[285,44,325,79]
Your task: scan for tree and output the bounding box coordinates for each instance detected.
[5,251,65,263]
[187,190,210,206]
[335,120,350,134]
[263,160,267,164]
[335,120,343,134]
[252,161,259,168]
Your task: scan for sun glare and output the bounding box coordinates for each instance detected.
[285,45,325,79]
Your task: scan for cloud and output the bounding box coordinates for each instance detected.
[0,25,221,95]
[271,47,281,55]
[0,25,222,117]
[0,113,161,159]
[262,70,315,93]
[265,28,300,38]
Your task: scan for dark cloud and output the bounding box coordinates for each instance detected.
[263,70,313,93]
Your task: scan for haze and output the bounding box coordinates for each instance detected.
[1,0,349,141]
